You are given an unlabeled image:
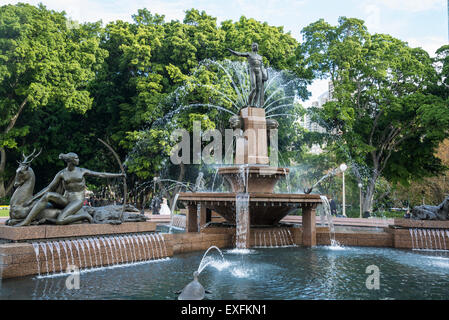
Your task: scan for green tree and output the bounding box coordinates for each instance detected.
[0,3,107,197]
[301,17,449,213]
[89,9,311,188]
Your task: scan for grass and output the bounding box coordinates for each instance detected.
[0,209,9,217]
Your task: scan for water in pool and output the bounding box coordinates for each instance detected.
[1,246,449,300]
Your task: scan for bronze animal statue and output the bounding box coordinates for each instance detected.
[7,151,143,227]
[6,150,60,226]
[86,204,147,224]
[411,196,449,220]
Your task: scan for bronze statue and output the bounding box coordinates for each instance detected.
[87,204,147,224]
[7,150,60,226]
[14,152,125,226]
[177,271,206,300]
[194,172,205,192]
[228,43,268,107]
[411,196,449,220]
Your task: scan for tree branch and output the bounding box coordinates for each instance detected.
[4,97,28,135]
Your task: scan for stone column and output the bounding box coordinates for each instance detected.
[199,204,207,228]
[186,204,198,232]
[302,206,316,246]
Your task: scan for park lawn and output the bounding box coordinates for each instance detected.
[0,210,9,217]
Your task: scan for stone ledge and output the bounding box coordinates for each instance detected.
[393,219,449,229]
[0,222,157,241]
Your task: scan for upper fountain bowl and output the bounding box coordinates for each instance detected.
[218,165,288,193]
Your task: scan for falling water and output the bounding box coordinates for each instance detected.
[427,229,433,249]
[32,243,40,276]
[413,229,419,249]
[47,242,56,274]
[39,243,50,275]
[235,193,250,249]
[320,196,340,247]
[111,237,120,264]
[411,228,449,251]
[130,236,138,262]
[155,234,165,260]
[273,231,279,247]
[148,234,157,259]
[101,238,110,266]
[439,230,447,250]
[120,236,129,262]
[74,240,82,268]
[115,236,124,264]
[125,236,135,263]
[54,242,63,273]
[157,234,168,257]
[138,235,146,260]
[409,229,415,250]
[95,238,103,267]
[106,238,115,265]
[79,240,87,269]
[168,193,180,233]
[30,234,169,278]
[287,230,295,246]
[84,239,94,269]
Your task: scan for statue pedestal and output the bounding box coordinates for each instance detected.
[235,107,269,165]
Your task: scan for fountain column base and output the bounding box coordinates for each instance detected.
[302,206,317,246]
[187,204,199,232]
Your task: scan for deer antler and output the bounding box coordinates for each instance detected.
[21,148,42,165]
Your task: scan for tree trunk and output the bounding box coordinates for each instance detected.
[0,148,6,199]
[362,178,377,213]
[0,98,28,199]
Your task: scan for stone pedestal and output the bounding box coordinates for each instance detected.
[199,204,207,227]
[236,107,269,165]
[302,206,316,247]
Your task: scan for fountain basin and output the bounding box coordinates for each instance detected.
[3,246,449,300]
[178,192,321,226]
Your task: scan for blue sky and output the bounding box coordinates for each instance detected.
[5,0,448,102]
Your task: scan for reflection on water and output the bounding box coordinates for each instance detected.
[1,246,449,300]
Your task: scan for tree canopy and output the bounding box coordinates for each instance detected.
[300,17,449,212]
[0,3,107,197]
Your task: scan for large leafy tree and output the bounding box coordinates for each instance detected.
[0,3,107,197]
[90,9,311,187]
[301,17,449,212]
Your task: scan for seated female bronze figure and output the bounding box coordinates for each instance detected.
[15,152,125,226]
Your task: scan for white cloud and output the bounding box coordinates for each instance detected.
[406,36,447,56]
[364,3,381,31]
[377,0,444,12]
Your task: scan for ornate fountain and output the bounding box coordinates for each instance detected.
[178,45,322,248]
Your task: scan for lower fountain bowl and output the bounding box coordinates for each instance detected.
[178,192,322,226]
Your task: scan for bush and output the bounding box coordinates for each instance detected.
[0,197,10,205]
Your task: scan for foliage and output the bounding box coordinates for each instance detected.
[0,3,107,195]
[300,17,449,212]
